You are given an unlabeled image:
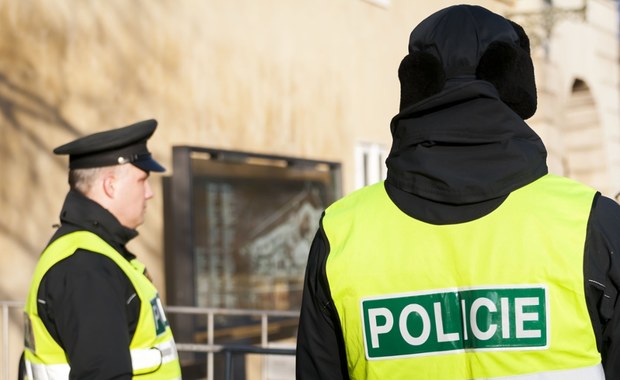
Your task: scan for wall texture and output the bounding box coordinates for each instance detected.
[0,0,617,378]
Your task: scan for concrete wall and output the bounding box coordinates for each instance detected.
[0,0,617,378]
[0,0,504,303]
[527,0,620,196]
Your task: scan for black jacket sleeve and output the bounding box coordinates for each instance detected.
[584,194,620,379]
[38,250,139,380]
[296,219,349,380]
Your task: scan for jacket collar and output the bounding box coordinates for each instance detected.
[57,190,139,248]
[386,79,547,205]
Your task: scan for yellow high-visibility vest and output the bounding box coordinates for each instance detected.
[24,231,182,380]
[324,174,603,379]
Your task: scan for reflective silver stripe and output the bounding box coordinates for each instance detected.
[130,348,161,372]
[158,339,179,364]
[23,359,33,380]
[490,364,605,380]
[25,340,178,379]
[24,359,70,380]
[130,339,179,371]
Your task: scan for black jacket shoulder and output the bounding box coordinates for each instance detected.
[584,194,620,379]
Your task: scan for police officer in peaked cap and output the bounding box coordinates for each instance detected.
[22,120,182,379]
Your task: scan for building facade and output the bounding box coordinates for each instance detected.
[0,0,618,378]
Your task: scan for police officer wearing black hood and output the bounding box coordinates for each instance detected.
[296,5,620,379]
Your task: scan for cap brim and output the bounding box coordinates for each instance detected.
[132,158,166,173]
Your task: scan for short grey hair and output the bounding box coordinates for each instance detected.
[68,167,104,194]
[68,165,128,194]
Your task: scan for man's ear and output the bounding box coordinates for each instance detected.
[102,174,116,198]
[476,20,537,119]
[398,51,445,112]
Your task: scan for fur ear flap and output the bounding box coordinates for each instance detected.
[510,20,531,53]
[398,51,446,111]
[476,21,537,119]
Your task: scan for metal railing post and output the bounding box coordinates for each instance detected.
[261,313,268,380]
[260,313,268,347]
[1,300,25,380]
[207,311,214,380]
[3,303,9,380]
[225,350,233,380]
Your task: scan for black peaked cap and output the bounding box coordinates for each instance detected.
[53,119,166,172]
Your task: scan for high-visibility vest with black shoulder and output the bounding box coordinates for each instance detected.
[23,231,182,380]
[323,174,604,379]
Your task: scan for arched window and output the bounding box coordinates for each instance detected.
[561,78,607,192]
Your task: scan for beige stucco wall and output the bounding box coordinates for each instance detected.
[0,0,617,378]
[525,0,620,196]
[556,0,620,196]
[0,0,505,301]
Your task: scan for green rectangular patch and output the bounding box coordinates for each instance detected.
[361,285,548,360]
[151,294,169,336]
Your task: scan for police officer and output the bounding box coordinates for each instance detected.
[23,120,182,379]
[296,5,620,379]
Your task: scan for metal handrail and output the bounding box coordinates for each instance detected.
[165,305,299,379]
[1,300,298,380]
[1,300,23,380]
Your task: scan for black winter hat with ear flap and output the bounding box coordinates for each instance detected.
[398,5,537,119]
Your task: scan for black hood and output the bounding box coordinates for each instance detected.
[398,5,537,119]
[408,5,519,78]
[386,79,547,205]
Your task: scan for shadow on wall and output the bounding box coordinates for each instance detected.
[0,72,76,377]
[0,71,80,293]
[0,68,166,294]
[0,72,80,133]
